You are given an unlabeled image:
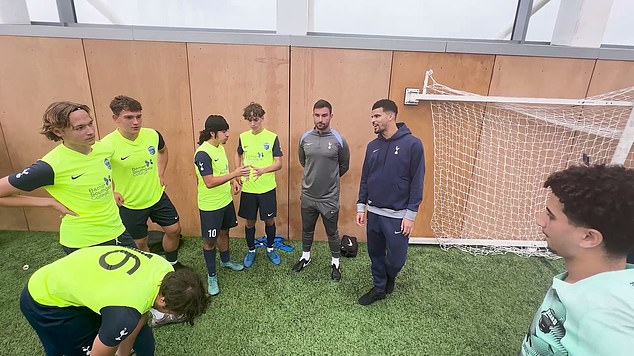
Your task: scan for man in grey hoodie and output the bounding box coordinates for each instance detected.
[293,99,350,281]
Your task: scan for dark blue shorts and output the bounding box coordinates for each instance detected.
[200,202,238,240]
[20,286,102,355]
[20,287,155,356]
[119,192,180,239]
[238,189,277,220]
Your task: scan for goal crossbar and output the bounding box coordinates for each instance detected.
[404,88,634,107]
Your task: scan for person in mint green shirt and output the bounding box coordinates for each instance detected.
[195,115,250,296]
[520,164,634,356]
[0,101,133,253]
[20,246,209,356]
[234,102,283,267]
[101,95,184,270]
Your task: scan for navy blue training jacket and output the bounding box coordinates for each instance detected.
[357,123,425,220]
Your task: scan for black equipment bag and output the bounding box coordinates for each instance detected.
[340,235,358,258]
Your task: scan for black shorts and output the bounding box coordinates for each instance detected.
[62,231,135,255]
[119,192,180,239]
[200,202,238,240]
[238,189,277,220]
[20,287,155,356]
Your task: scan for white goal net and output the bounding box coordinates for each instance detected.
[421,78,634,257]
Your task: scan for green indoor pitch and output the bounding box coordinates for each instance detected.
[0,230,562,355]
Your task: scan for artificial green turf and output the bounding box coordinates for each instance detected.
[0,230,563,355]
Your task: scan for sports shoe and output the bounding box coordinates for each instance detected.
[150,312,187,327]
[331,264,341,282]
[358,287,386,306]
[267,250,281,265]
[208,275,219,296]
[171,262,191,271]
[292,258,310,272]
[220,260,244,271]
[386,276,395,294]
[243,251,256,268]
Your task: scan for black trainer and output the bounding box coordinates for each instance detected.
[292,258,310,272]
[358,287,386,305]
[171,262,191,271]
[331,264,341,281]
[386,276,395,294]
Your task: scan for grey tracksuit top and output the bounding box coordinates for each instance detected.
[298,128,350,202]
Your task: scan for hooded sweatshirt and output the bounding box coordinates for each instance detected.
[357,123,425,221]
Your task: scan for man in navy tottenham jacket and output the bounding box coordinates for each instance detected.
[356,99,425,305]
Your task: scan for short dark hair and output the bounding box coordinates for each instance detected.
[110,95,142,116]
[159,269,211,326]
[242,102,265,119]
[313,99,332,114]
[544,164,634,256]
[41,101,91,142]
[372,99,398,117]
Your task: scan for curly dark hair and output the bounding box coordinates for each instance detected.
[544,164,634,256]
[242,102,265,119]
[159,269,211,325]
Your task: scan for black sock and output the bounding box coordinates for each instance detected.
[245,226,256,250]
[265,224,276,248]
[165,250,178,263]
[220,250,230,263]
[203,248,216,276]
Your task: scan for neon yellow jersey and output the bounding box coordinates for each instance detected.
[40,142,125,248]
[238,129,280,194]
[100,128,164,209]
[194,142,232,211]
[28,246,173,314]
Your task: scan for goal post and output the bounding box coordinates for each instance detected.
[405,70,634,256]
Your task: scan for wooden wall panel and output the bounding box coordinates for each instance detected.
[0,36,94,231]
[587,60,634,168]
[83,39,197,236]
[389,52,495,238]
[462,56,596,240]
[290,47,392,242]
[188,43,289,239]
[0,124,28,230]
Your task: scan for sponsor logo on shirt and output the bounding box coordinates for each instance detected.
[131,160,153,176]
[71,173,85,180]
[88,175,112,200]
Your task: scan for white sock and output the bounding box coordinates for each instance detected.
[150,308,165,319]
[267,247,273,252]
[302,251,311,261]
[332,257,340,268]
[248,249,256,253]
[169,260,178,265]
